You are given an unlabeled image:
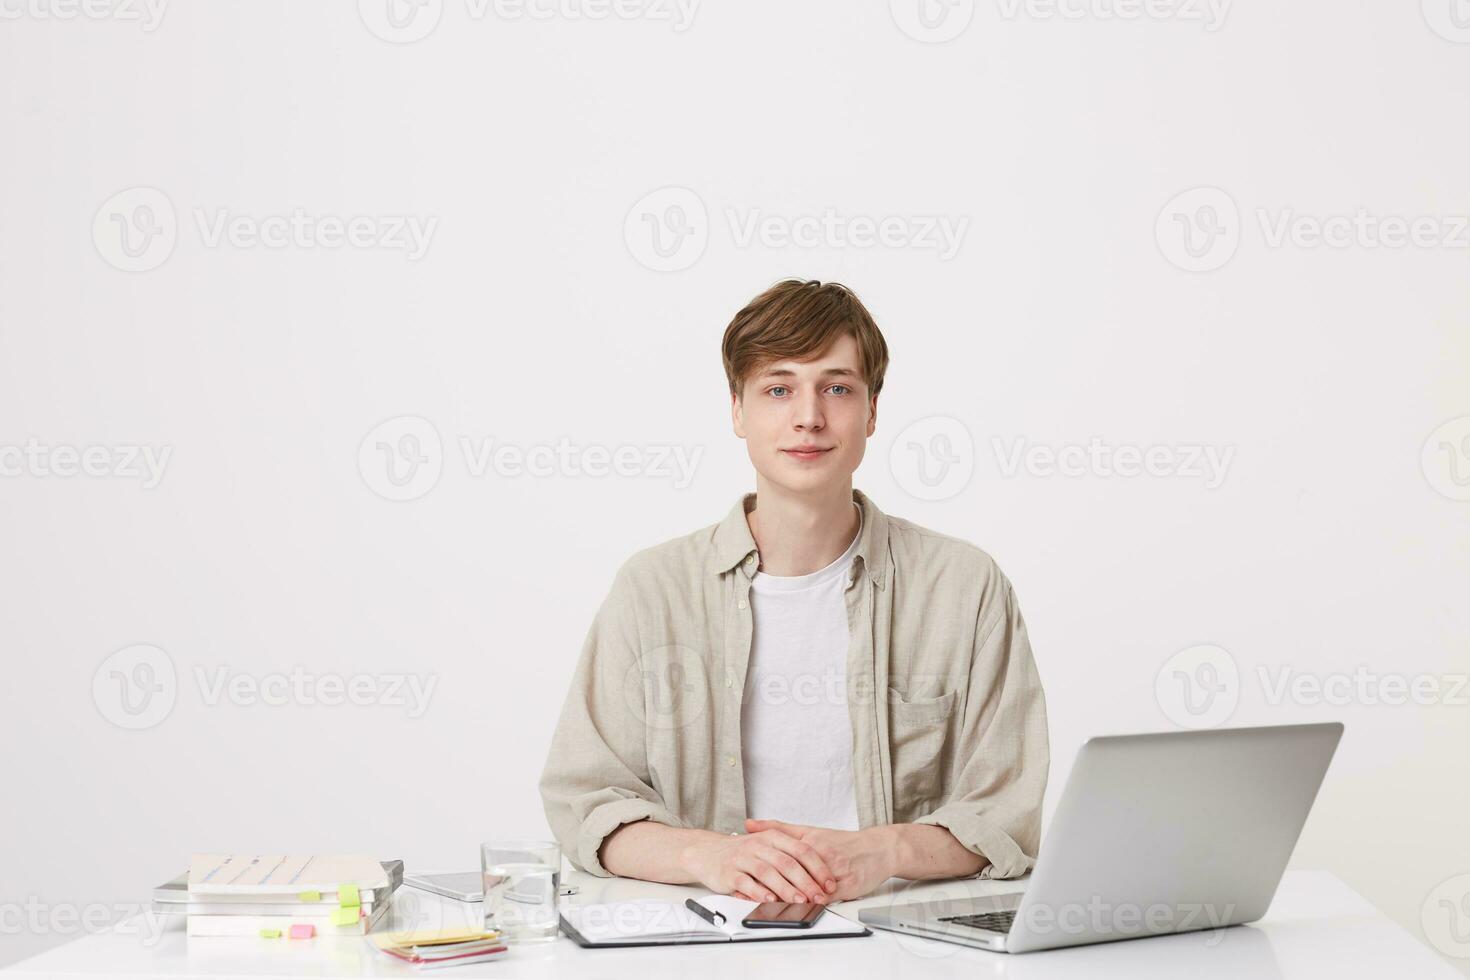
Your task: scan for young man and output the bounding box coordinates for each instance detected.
[539,279,1048,904]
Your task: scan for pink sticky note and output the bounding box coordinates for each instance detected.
[288,924,315,940]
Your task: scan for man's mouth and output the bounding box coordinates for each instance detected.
[781,446,833,461]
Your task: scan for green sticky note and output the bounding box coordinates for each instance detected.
[259,928,281,939]
[298,890,321,903]
[338,883,360,908]
[330,907,359,927]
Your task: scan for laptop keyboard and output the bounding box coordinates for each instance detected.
[938,909,1017,933]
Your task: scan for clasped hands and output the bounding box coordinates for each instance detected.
[679,817,896,904]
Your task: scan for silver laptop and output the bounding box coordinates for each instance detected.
[860,722,1342,953]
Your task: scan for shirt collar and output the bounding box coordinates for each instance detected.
[710,488,889,590]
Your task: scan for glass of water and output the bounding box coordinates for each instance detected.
[481,840,561,943]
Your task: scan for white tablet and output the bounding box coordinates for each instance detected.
[403,872,483,903]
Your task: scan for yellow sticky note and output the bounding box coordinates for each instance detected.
[338,883,360,908]
[298,890,321,902]
[330,907,360,927]
[259,928,281,939]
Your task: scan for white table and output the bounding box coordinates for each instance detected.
[5,869,1458,978]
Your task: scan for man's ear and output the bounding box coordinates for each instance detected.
[731,390,746,439]
[866,394,879,437]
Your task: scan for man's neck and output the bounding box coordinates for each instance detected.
[745,478,860,577]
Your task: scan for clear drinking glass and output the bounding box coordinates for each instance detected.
[480,840,561,943]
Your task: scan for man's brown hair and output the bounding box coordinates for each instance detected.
[721,279,890,400]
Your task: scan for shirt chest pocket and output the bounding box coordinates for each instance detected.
[887,686,958,817]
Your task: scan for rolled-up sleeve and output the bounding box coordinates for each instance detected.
[911,579,1049,879]
[538,564,684,877]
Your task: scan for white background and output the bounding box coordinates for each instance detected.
[2,0,1468,972]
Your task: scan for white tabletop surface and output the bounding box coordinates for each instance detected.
[4,869,1458,979]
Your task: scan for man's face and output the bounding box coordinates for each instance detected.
[731,334,878,496]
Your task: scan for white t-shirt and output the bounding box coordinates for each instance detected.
[740,504,862,830]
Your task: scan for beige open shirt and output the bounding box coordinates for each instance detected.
[538,489,1049,880]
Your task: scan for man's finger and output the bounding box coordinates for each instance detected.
[764,832,837,896]
[753,846,823,903]
[738,855,808,904]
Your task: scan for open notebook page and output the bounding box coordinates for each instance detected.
[562,895,866,944]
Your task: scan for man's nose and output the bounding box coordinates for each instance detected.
[792,391,825,430]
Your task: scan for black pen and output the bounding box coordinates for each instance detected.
[685,898,726,927]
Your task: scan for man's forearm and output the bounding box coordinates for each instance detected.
[880,823,989,880]
[598,819,726,884]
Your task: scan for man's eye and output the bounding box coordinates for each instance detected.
[769,386,789,397]
[828,384,850,396]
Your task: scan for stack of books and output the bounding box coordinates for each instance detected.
[369,927,509,970]
[169,854,400,938]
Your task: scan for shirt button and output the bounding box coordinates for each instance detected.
[727,756,737,767]
[725,676,733,688]
[745,555,755,566]
[738,599,748,610]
